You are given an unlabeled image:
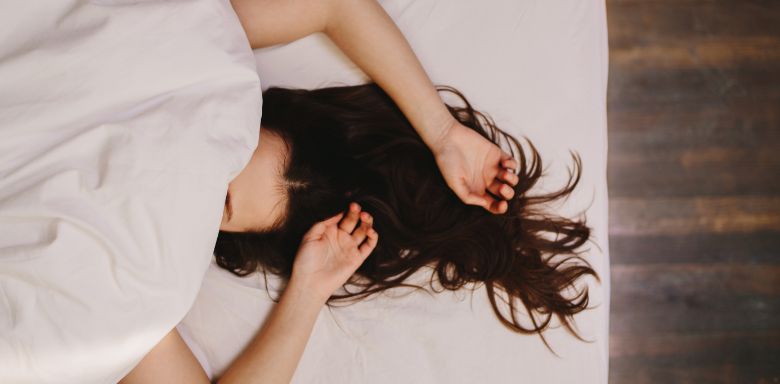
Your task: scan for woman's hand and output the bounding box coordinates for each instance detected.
[431,120,520,214]
[290,203,378,302]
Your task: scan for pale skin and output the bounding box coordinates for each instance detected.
[121,0,520,382]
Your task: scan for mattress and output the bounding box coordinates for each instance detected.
[178,0,610,383]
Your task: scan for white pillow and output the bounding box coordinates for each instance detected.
[0,0,260,382]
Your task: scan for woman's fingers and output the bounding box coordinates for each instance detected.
[460,189,490,209]
[488,199,509,214]
[351,212,372,245]
[338,202,361,233]
[323,212,345,226]
[303,212,344,241]
[502,157,518,172]
[358,228,379,259]
[334,202,375,247]
[487,179,515,200]
[498,169,519,186]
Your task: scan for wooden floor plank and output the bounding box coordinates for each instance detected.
[610,196,780,236]
[609,147,780,198]
[608,101,779,143]
[609,232,780,265]
[608,1,780,47]
[611,330,780,361]
[610,331,780,383]
[610,263,780,334]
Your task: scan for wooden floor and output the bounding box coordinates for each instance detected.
[606,1,780,383]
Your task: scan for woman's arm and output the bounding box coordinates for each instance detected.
[119,328,210,384]
[214,275,327,383]
[231,0,450,145]
[119,282,325,384]
[220,204,377,382]
[231,0,519,213]
[120,204,377,384]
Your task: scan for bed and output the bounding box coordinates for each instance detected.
[0,0,609,382]
[178,0,611,383]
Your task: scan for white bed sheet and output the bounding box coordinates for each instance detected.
[0,1,260,382]
[179,0,610,382]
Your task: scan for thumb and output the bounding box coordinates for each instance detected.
[304,212,343,241]
[447,177,489,208]
[463,192,490,208]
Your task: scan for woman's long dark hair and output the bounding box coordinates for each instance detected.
[215,83,599,351]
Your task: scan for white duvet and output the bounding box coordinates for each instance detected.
[0,0,260,382]
[0,0,609,382]
[180,0,611,383]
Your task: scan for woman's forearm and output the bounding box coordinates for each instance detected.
[120,278,325,384]
[231,0,456,152]
[218,277,326,384]
[323,0,455,151]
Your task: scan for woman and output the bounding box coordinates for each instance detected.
[122,0,594,382]
[123,82,598,382]
[218,83,597,354]
[123,83,598,382]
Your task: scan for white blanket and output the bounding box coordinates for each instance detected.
[179,0,610,383]
[0,0,261,382]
